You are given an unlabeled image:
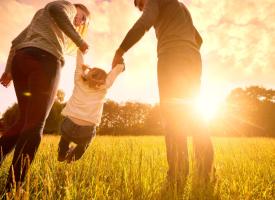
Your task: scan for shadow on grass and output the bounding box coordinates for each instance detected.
[189,169,221,200]
[156,169,221,200]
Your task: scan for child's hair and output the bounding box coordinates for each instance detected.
[82,66,107,89]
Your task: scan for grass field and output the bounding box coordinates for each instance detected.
[0,136,274,200]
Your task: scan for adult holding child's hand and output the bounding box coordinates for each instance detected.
[112,48,125,69]
[79,40,89,54]
[0,1,90,192]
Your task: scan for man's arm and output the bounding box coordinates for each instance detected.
[119,0,159,53]
[46,2,84,48]
[112,0,159,68]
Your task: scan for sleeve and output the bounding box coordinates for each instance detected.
[104,64,125,89]
[74,50,84,83]
[46,1,84,47]
[4,48,16,73]
[119,0,159,52]
[5,26,29,73]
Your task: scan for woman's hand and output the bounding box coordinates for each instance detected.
[79,41,89,54]
[0,72,12,87]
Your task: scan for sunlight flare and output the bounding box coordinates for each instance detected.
[195,93,222,121]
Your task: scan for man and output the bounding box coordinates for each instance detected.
[112,0,213,181]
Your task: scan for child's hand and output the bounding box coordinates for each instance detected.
[82,64,88,71]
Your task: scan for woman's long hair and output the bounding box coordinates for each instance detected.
[65,4,90,55]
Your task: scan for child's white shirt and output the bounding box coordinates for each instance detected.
[61,50,124,125]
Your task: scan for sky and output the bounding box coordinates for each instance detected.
[0,0,275,116]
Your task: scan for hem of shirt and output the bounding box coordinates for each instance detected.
[62,111,100,126]
[14,42,65,65]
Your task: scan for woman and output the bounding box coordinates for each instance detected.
[0,1,90,190]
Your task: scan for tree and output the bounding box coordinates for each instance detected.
[1,90,66,134]
[143,104,163,135]
[1,86,275,137]
[98,101,154,135]
[217,86,275,137]
[44,101,65,134]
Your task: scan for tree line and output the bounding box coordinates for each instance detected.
[1,86,275,137]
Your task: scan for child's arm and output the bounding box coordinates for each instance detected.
[105,64,125,89]
[74,49,85,83]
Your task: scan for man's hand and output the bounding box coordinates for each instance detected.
[79,41,89,54]
[0,72,12,87]
[112,48,125,69]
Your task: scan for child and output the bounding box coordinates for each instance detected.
[58,50,124,162]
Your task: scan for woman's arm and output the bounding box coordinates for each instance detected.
[1,25,31,87]
[1,47,14,87]
[46,2,84,48]
[4,48,16,74]
[4,26,29,73]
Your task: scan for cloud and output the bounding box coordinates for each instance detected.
[186,0,275,95]
[0,1,37,115]
[0,1,35,62]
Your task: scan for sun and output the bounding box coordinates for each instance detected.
[195,94,222,121]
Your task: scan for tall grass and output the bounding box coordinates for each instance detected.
[0,136,274,200]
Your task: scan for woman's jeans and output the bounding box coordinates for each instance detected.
[0,47,61,189]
